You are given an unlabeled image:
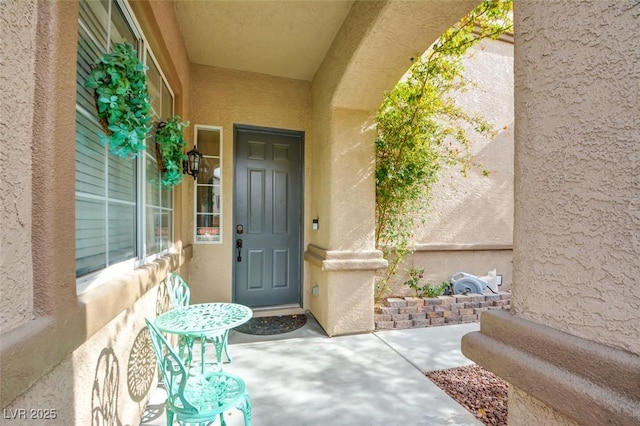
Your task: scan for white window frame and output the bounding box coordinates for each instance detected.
[141,47,176,261]
[193,125,224,245]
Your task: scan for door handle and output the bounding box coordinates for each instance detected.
[236,239,243,262]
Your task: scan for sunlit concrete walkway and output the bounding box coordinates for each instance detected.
[140,316,481,426]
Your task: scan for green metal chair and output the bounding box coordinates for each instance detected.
[165,272,234,370]
[166,272,191,309]
[164,273,195,367]
[146,319,252,426]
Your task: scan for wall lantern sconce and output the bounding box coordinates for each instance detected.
[183,146,203,180]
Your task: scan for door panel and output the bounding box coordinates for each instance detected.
[247,250,264,289]
[234,127,303,307]
[273,170,289,233]
[248,169,265,233]
[272,249,289,288]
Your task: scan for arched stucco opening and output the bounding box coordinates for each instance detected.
[305,0,480,336]
[383,34,515,299]
[317,0,480,112]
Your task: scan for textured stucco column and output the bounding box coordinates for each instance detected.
[1,0,38,333]
[462,1,640,424]
[305,258,384,337]
[304,108,386,336]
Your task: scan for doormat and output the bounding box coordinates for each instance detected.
[234,314,307,335]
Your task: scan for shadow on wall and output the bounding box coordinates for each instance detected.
[126,328,156,404]
[323,114,379,251]
[92,328,157,425]
[140,403,164,425]
[461,122,513,241]
[155,279,172,317]
[412,123,514,246]
[92,347,123,426]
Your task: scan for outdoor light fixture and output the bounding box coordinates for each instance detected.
[183,146,203,180]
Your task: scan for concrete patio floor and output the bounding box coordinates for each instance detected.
[140,315,481,426]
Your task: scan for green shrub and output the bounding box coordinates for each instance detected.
[404,267,425,297]
[421,282,450,298]
[404,266,450,298]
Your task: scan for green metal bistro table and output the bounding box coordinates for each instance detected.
[155,303,253,373]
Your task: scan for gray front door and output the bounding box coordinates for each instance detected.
[233,126,303,307]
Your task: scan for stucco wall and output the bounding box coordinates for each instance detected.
[508,386,580,426]
[390,38,514,296]
[513,1,640,354]
[414,39,514,246]
[1,1,193,419]
[5,289,161,425]
[390,249,513,296]
[0,0,37,334]
[188,65,312,305]
[506,0,640,423]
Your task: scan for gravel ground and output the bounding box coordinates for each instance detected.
[427,364,508,425]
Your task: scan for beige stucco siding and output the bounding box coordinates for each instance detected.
[1,0,37,334]
[325,108,378,251]
[513,0,640,354]
[508,386,580,426]
[188,65,312,305]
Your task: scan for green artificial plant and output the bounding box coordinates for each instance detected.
[85,42,152,158]
[155,116,190,188]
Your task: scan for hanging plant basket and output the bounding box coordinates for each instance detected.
[93,91,112,137]
[155,132,165,172]
[154,116,190,188]
[85,42,152,158]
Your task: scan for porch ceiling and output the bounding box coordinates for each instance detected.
[174,0,355,81]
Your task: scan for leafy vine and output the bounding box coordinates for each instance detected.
[374,0,513,300]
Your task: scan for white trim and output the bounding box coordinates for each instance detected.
[193,125,224,245]
[76,258,137,295]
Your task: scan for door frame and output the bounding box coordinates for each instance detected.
[232,124,305,308]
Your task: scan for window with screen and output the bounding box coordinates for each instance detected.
[75,0,175,292]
